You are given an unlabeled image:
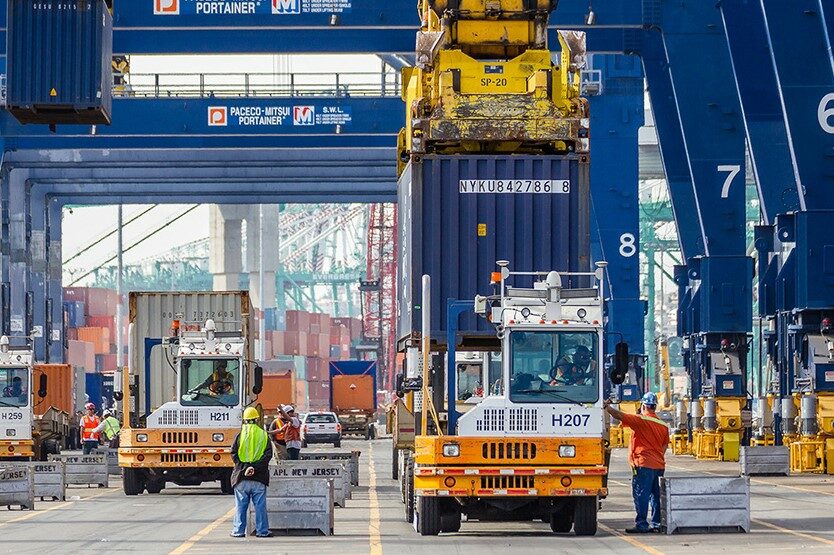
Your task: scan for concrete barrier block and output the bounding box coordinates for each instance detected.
[94,448,122,476]
[31,462,66,501]
[49,454,108,488]
[248,477,334,536]
[0,465,35,510]
[662,476,750,534]
[298,450,360,486]
[271,461,350,507]
[740,446,790,476]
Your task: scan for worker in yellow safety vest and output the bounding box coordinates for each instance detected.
[230,407,273,538]
[94,409,122,449]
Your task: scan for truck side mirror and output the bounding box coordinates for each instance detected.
[113,391,124,401]
[610,342,628,385]
[253,366,264,395]
[38,373,47,398]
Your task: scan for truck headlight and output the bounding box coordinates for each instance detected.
[559,445,576,458]
[6,429,15,436]
[136,433,149,442]
[212,433,225,442]
[442,443,460,457]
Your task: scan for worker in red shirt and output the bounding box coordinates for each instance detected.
[604,392,669,534]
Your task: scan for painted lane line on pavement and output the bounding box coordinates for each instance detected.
[598,523,665,555]
[753,518,834,547]
[169,506,235,555]
[368,442,383,555]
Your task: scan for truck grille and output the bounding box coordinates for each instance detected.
[508,408,538,432]
[159,410,200,426]
[161,431,198,444]
[161,453,197,463]
[476,408,506,432]
[482,441,537,460]
[480,475,535,489]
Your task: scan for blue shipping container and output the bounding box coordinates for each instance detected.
[398,154,590,346]
[85,372,103,409]
[6,0,113,125]
[63,301,86,328]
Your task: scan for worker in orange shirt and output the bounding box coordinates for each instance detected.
[604,392,669,534]
[80,402,102,455]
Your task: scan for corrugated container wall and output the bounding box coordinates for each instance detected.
[128,291,252,415]
[329,361,378,412]
[398,154,590,346]
[33,364,73,416]
[6,0,113,125]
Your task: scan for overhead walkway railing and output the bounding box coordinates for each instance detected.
[113,71,402,99]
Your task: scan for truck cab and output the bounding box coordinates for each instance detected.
[0,337,34,459]
[412,263,610,536]
[120,316,259,495]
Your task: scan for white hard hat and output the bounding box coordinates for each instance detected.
[282,404,295,413]
[103,409,112,417]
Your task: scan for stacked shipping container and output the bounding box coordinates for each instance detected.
[258,310,364,413]
[63,287,125,410]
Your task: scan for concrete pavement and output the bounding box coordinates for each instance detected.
[1,441,834,553]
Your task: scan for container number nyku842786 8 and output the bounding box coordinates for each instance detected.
[459,180,570,194]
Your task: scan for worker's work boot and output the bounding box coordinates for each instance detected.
[625,527,652,534]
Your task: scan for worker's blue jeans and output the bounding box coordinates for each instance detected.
[232,480,269,537]
[632,466,664,530]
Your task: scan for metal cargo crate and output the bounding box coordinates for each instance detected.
[6,0,113,125]
[398,154,590,348]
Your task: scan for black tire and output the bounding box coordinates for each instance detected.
[334,440,341,448]
[146,480,164,494]
[417,496,442,536]
[550,510,573,533]
[302,440,308,448]
[220,470,233,495]
[123,468,145,496]
[405,456,415,523]
[573,497,598,536]
[392,447,399,481]
[440,509,461,533]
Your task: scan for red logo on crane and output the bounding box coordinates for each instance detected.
[154,0,180,15]
[208,107,228,127]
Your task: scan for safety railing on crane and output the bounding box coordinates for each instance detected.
[112,71,402,99]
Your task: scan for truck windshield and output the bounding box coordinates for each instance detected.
[0,368,28,407]
[180,358,240,407]
[509,330,599,404]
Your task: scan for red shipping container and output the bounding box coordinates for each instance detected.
[295,380,309,412]
[284,331,308,356]
[66,328,78,341]
[307,333,320,357]
[86,315,115,338]
[318,314,331,334]
[286,310,311,333]
[99,353,117,371]
[63,287,88,305]
[308,379,330,401]
[33,364,74,415]
[330,324,344,345]
[318,334,330,358]
[306,357,330,382]
[77,327,110,354]
[85,288,113,317]
[271,331,285,355]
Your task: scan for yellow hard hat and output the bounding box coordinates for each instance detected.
[243,407,259,421]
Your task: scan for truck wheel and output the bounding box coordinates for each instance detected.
[440,508,461,533]
[417,496,442,536]
[220,470,233,495]
[573,497,598,536]
[123,468,145,496]
[44,439,61,456]
[550,509,573,533]
[334,440,341,448]
[405,456,415,523]
[392,447,399,480]
[369,425,376,440]
[302,440,308,448]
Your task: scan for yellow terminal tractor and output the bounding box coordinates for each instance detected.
[410,262,629,536]
[118,291,263,495]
